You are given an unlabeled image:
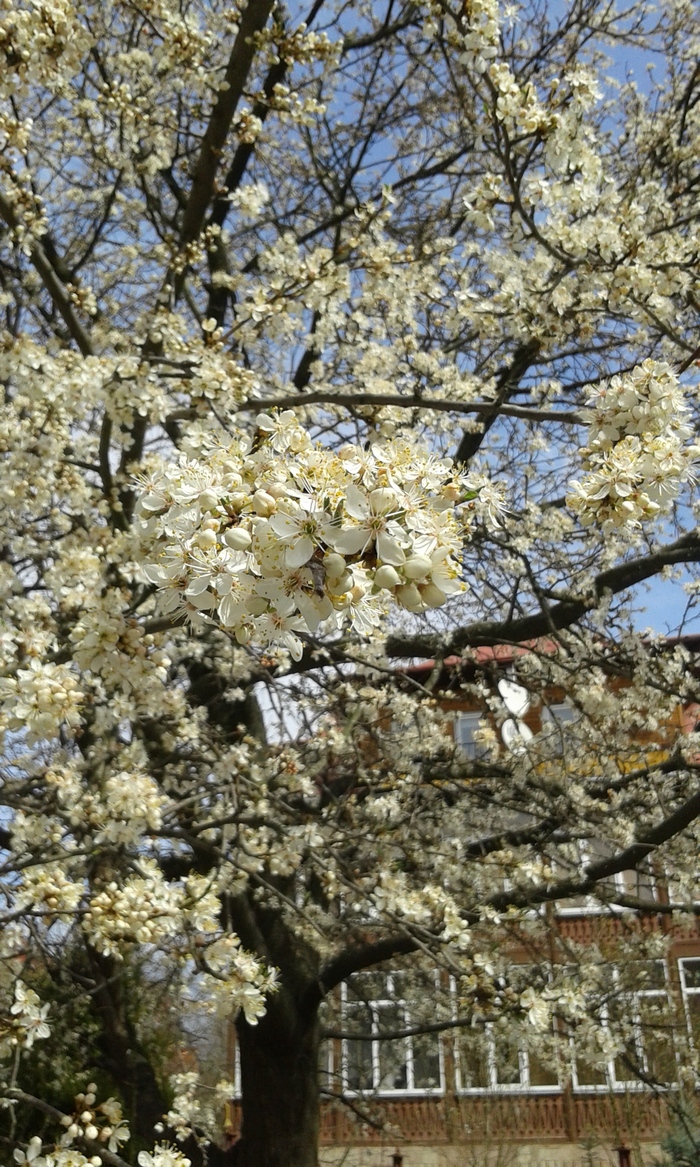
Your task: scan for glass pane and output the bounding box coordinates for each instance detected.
[686,993,700,1048]
[412,1032,441,1089]
[455,714,487,759]
[528,1051,559,1087]
[575,1061,608,1086]
[377,1004,408,1090]
[683,960,700,989]
[614,1044,640,1084]
[344,1003,373,1091]
[457,1028,489,1089]
[637,961,667,991]
[347,973,387,1002]
[644,1031,677,1083]
[493,1031,522,1086]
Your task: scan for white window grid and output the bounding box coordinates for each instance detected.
[339,972,445,1096]
[454,962,672,1095]
[570,962,672,1092]
[555,841,656,917]
[679,957,700,1055]
[455,1020,561,1094]
[454,711,489,760]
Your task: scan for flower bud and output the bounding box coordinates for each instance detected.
[199,488,219,511]
[246,596,269,616]
[85,1125,99,1140]
[323,553,346,583]
[374,565,401,590]
[267,483,288,499]
[402,555,432,580]
[227,491,248,511]
[396,583,424,611]
[195,528,217,550]
[81,1112,93,1124]
[420,582,447,608]
[252,490,276,516]
[369,487,397,513]
[223,527,252,550]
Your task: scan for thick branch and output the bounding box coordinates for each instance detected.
[488,782,700,914]
[177,0,275,257]
[0,192,94,357]
[228,391,582,424]
[319,935,418,995]
[454,340,542,464]
[386,529,700,657]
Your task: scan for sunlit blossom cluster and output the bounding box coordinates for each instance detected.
[200,934,279,1025]
[0,982,50,1059]
[567,360,699,530]
[0,660,83,744]
[138,414,494,658]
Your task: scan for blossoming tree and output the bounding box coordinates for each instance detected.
[3,0,700,1164]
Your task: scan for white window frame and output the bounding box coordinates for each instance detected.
[570,962,671,1092]
[679,957,700,1056]
[555,843,656,918]
[454,1020,561,1094]
[454,712,489,760]
[453,973,560,1095]
[339,973,445,1096]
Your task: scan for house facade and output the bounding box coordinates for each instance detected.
[227,643,700,1167]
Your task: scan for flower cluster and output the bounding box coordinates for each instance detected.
[458,0,500,73]
[0,660,83,744]
[567,360,699,530]
[58,1087,130,1154]
[138,1147,191,1167]
[0,0,92,100]
[201,934,279,1024]
[138,415,492,658]
[0,982,50,1058]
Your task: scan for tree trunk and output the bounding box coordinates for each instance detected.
[235,1003,321,1167]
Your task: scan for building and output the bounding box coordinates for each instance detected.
[228,641,700,1167]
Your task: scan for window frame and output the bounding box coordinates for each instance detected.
[570,962,673,1092]
[454,1019,562,1095]
[338,972,445,1097]
[454,711,489,760]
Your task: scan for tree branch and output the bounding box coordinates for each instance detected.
[386,529,700,657]
[319,935,419,995]
[0,192,94,357]
[228,391,582,424]
[177,0,275,264]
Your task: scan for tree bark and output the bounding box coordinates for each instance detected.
[235,1003,321,1167]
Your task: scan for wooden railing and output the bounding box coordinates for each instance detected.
[315,1091,671,1145]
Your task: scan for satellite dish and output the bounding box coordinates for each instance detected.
[501,718,533,751]
[498,678,530,719]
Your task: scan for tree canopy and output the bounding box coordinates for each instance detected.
[2,0,700,1164]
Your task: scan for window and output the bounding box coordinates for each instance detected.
[455,712,489,759]
[571,961,675,1090]
[456,1023,560,1093]
[680,957,700,1056]
[541,703,578,755]
[340,972,443,1095]
[555,840,656,916]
